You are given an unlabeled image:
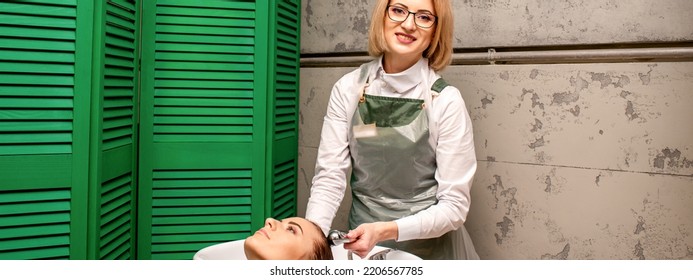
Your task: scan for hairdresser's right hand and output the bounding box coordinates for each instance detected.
[344,221,398,259]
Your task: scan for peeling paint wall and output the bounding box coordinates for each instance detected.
[451,64,693,176]
[298,0,693,259]
[447,63,693,259]
[454,0,693,47]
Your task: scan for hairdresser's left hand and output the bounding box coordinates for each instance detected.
[344,221,398,259]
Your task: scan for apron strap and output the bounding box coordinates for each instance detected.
[357,61,378,103]
[429,77,448,103]
[431,78,448,93]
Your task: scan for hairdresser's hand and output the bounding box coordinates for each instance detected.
[344,221,398,259]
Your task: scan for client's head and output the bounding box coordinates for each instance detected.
[244,217,333,260]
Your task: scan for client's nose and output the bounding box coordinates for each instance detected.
[265,218,279,230]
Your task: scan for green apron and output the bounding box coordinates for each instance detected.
[347,66,454,260]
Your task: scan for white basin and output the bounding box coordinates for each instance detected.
[193,240,421,260]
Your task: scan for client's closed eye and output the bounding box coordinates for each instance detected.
[287,221,304,235]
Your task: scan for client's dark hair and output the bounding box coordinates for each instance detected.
[308,221,334,260]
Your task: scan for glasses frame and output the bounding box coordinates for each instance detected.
[386,4,438,29]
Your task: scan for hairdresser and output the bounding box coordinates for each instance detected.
[306,0,478,260]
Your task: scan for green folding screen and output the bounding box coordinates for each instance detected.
[0,0,139,260]
[137,0,301,260]
[0,0,299,260]
[0,0,92,260]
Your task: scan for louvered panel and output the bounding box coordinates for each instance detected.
[151,232,248,243]
[0,25,74,41]
[98,175,134,259]
[156,70,253,80]
[0,223,69,240]
[272,98,298,141]
[0,6,78,263]
[0,62,73,76]
[155,116,252,126]
[0,1,76,16]
[271,159,295,219]
[0,1,77,157]
[156,6,255,21]
[152,1,256,143]
[0,50,74,64]
[153,178,251,188]
[0,247,69,260]
[156,61,253,72]
[108,0,135,11]
[155,52,254,63]
[0,3,76,45]
[154,97,254,107]
[156,15,254,28]
[156,25,253,37]
[266,1,300,221]
[149,168,253,260]
[0,106,73,156]
[0,235,69,252]
[153,92,253,140]
[156,0,255,10]
[92,0,138,260]
[0,188,71,260]
[98,172,133,259]
[103,0,136,151]
[0,38,73,52]
[272,0,299,141]
[0,212,69,228]
[0,74,73,85]
[100,229,131,260]
[0,86,72,98]
[153,212,249,225]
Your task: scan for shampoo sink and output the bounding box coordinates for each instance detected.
[193,240,421,260]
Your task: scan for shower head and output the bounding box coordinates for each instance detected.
[327,229,350,246]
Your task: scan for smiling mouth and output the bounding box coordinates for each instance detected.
[396,33,416,43]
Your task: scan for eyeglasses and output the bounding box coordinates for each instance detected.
[386,5,437,29]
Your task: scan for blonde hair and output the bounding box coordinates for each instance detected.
[367,0,454,72]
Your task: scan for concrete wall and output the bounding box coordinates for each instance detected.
[301,0,693,52]
[297,0,693,259]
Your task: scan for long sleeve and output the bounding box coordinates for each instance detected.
[305,71,360,234]
[395,85,477,241]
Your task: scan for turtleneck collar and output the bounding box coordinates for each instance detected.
[376,56,428,94]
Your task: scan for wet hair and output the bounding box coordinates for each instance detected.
[367,0,454,71]
[308,221,334,260]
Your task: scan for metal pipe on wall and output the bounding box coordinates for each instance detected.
[300,47,693,67]
[456,47,693,64]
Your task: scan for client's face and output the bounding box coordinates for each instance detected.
[244,217,323,260]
